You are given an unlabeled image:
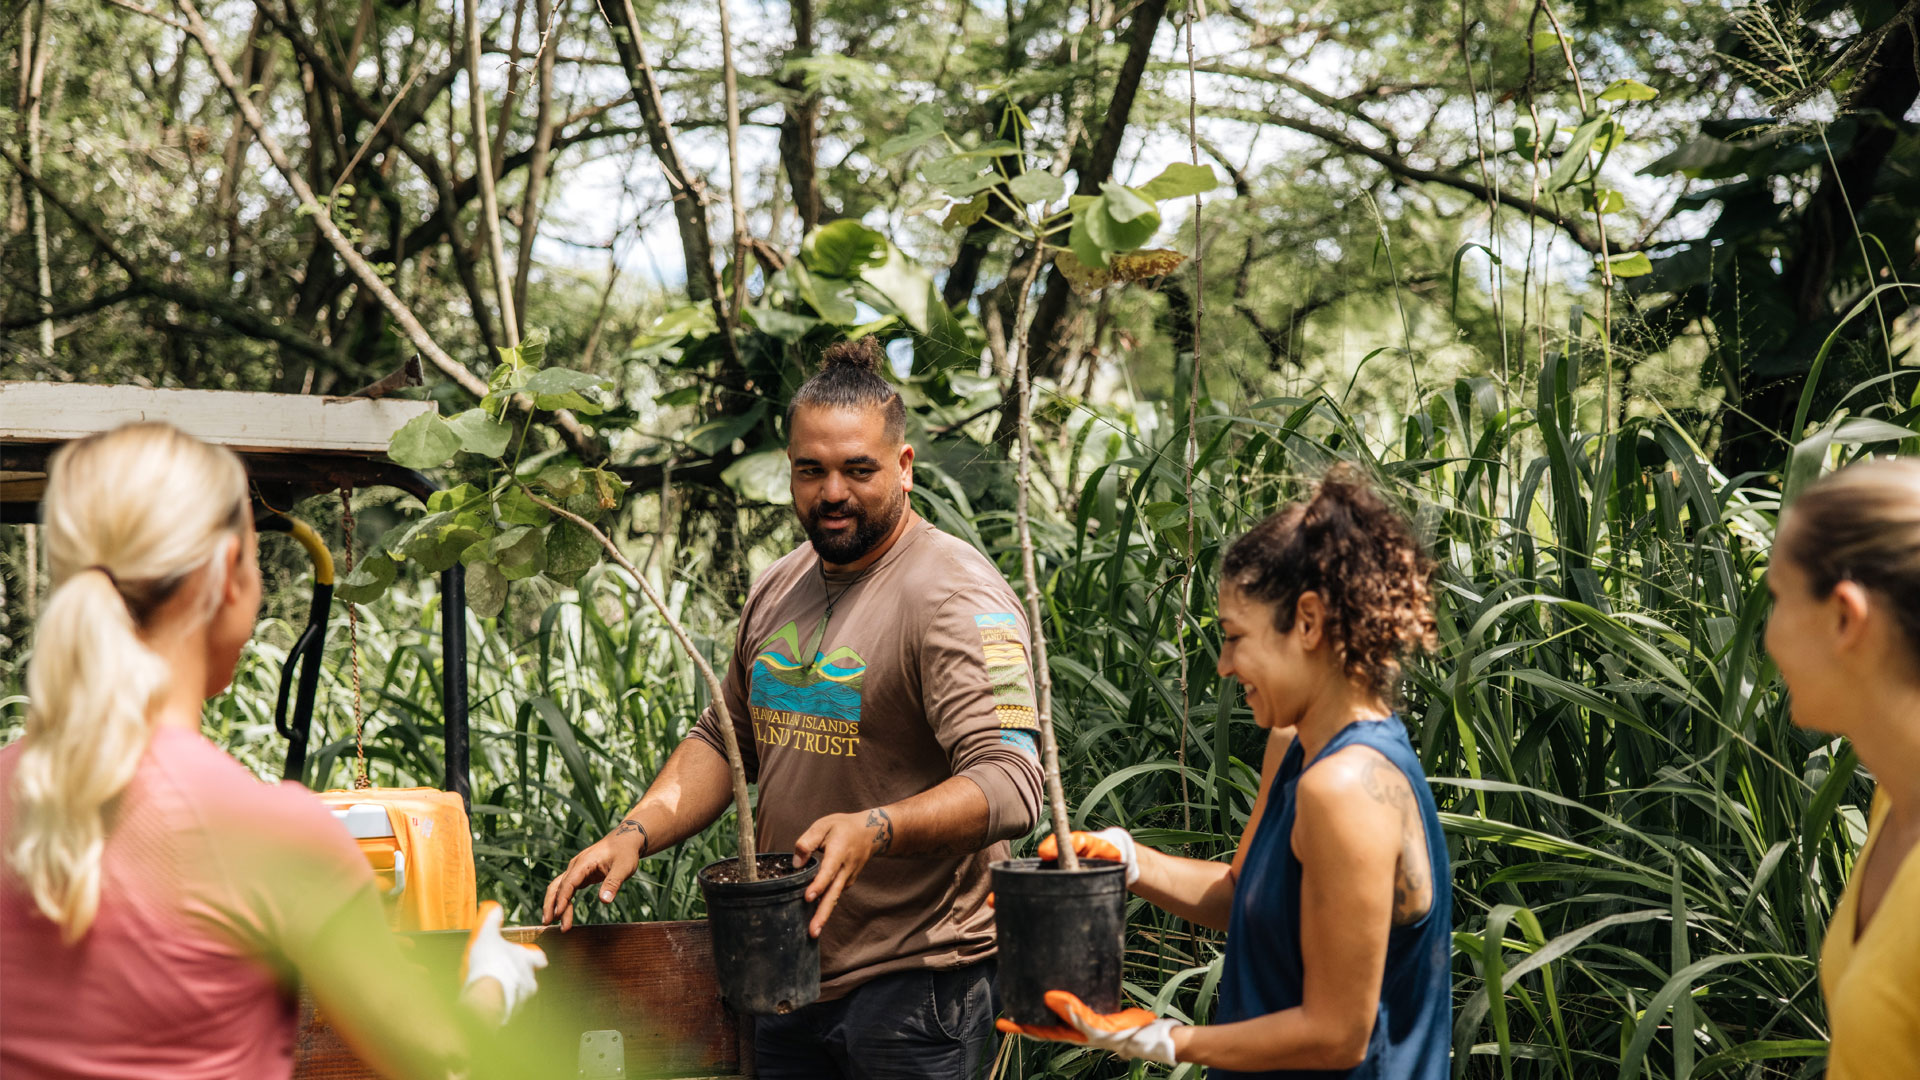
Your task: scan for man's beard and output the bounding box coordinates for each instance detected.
[803,489,905,564]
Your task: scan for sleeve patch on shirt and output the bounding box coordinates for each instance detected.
[974,613,1040,756]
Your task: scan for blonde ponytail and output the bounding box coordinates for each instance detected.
[9,423,248,942]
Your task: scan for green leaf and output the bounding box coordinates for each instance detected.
[685,401,769,455]
[1138,162,1218,201]
[446,408,512,458]
[1582,188,1626,215]
[654,385,702,408]
[1599,78,1658,103]
[1531,29,1561,52]
[488,525,549,581]
[1099,182,1157,223]
[921,154,985,186]
[587,467,628,510]
[859,249,935,333]
[336,552,397,604]
[426,483,483,515]
[1605,251,1654,278]
[517,328,547,369]
[788,261,860,325]
[801,220,890,278]
[536,464,587,501]
[941,193,991,229]
[523,368,612,414]
[875,102,945,161]
[543,520,601,585]
[720,449,794,505]
[1072,189,1162,266]
[1007,169,1065,205]
[1546,116,1605,192]
[388,412,461,470]
[745,305,822,343]
[465,560,507,618]
[497,485,552,526]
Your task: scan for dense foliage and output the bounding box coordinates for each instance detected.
[5,0,1918,1075]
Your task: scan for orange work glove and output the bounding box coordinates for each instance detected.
[1037,827,1140,884]
[996,991,1180,1064]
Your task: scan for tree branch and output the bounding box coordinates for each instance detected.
[168,0,599,457]
[0,145,347,367]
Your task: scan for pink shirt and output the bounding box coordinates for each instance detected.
[1,727,372,1080]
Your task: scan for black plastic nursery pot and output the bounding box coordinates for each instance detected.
[698,853,822,1016]
[990,856,1128,1026]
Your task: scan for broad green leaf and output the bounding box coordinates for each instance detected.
[721,449,794,505]
[1099,182,1157,223]
[517,328,547,369]
[1530,29,1561,51]
[388,412,461,470]
[488,525,548,581]
[941,193,991,229]
[745,305,822,343]
[875,102,945,161]
[523,368,612,414]
[860,249,935,333]
[497,485,552,526]
[536,464,587,501]
[336,552,397,604]
[1138,162,1218,201]
[922,154,985,186]
[654,385,702,408]
[1582,188,1626,215]
[801,220,889,278]
[426,483,483,515]
[1599,78,1658,102]
[788,261,860,325]
[446,408,512,457]
[1006,169,1065,205]
[685,401,769,456]
[1605,251,1653,278]
[465,560,507,618]
[543,520,600,584]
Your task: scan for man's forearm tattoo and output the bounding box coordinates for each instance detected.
[614,818,651,857]
[865,808,895,855]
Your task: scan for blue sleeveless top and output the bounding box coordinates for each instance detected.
[1213,718,1452,1080]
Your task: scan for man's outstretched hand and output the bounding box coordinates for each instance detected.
[791,807,894,938]
[542,819,648,931]
[996,991,1181,1064]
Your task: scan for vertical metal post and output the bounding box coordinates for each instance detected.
[441,563,470,807]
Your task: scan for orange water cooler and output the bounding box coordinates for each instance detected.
[317,788,477,932]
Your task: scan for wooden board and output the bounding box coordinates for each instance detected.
[293,921,754,1080]
[0,380,433,456]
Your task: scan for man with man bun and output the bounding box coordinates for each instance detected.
[545,337,1045,1079]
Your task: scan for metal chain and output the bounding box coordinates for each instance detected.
[340,486,370,790]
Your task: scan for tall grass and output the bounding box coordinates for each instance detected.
[0,338,1880,1080]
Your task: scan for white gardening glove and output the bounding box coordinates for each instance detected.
[996,990,1181,1065]
[461,901,548,1023]
[1037,826,1141,885]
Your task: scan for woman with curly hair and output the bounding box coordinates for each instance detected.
[1000,465,1450,1079]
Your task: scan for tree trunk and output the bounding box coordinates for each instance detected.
[511,0,558,322]
[1017,0,1171,384]
[465,0,520,344]
[20,0,53,359]
[776,0,823,233]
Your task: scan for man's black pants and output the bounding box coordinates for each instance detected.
[752,961,998,1080]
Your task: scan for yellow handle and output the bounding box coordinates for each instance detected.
[285,517,335,586]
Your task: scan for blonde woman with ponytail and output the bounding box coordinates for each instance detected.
[1770,458,1920,1080]
[1,423,541,1080]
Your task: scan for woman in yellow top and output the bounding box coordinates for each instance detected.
[1770,458,1920,1079]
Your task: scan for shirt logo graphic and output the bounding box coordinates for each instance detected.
[748,621,866,758]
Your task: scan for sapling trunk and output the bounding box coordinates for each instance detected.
[526,490,760,881]
[1007,251,1079,872]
